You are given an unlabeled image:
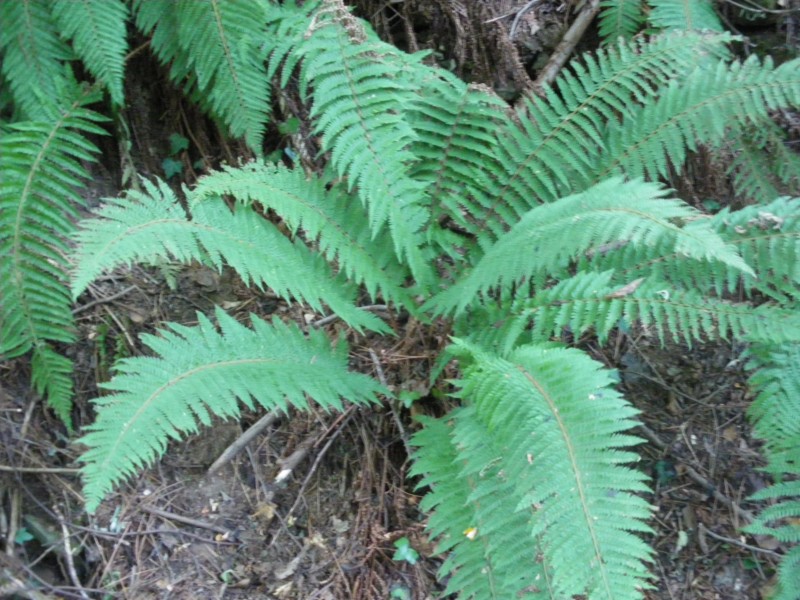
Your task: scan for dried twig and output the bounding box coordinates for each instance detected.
[207,410,282,474]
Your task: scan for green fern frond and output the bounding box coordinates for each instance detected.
[133,0,271,152]
[0,0,73,118]
[71,178,388,333]
[746,342,800,475]
[295,1,432,283]
[464,271,800,355]
[727,123,800,204]
[406,68,509,244]
[411,413,551,598]
[744,342,800,600]
[596,56,800,182]
[0,84,107,425]
[413,341,654,599]
[50,0,128,106]
[598,0,645,41]
[648,0,724,32]
[593,197,800,303]
[79,307,384,512]
[471,31,732,235]
[429,178,751,316]
[191,161,414,307]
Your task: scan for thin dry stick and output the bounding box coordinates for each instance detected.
[72,285,137,315]
[533,0,601,90]
[54,505,90,600]
[699,523,782,557]
[0,465,79,474]
[637,424,755,523]
[368,349,410,453]
[139,505,229,535]
[206,410,282,474]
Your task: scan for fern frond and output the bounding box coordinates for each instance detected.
[0,0,73,118]
[406,68,509,245]
[134,0,271,152]
[0,84,107,424]
[648,0,724,32]
[429,178,751,316]
[79,307,383,512]
[50,0,128,106]
[596,56,800,182]
[71,178,388,333]
[465,271,800,354]
[746,342,800,475]
[727,123,800,204]
[413,341,654,599]
[191,161,414,307]
[471,31,732,235]
[598,0,645,42]
[411,413,550,599]
[295,0,432,283]
[744,341,800,600]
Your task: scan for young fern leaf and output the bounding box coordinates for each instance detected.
[71,178,388,333]
[413,341,654,599]
[0,0,73,118]
[133,0,271,152]
[411,412,554,599]
[598,0,645,42]
[79,307,384,512]
[0,84,107,425]
[50,0,128,106]
[595,56,800,182]
[296,0,433,284]
[428,178,751,316]
[190,160,414,307]
[648,0,724,32]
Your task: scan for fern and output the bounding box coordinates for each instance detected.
[0,0,73,119]
[598,0,645,41]
[190,160,414,307]
[743,342,800,599]
[71,177,389,333]
[286,0,433,284]
[50,0,128,106]
[412,341,654,599]
[132,0,272,152]
[79,307,384,512]
[0,83,107,425]
[648,0,724,32]
[595,55,800,182]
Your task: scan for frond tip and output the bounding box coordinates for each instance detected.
[79,308,384,513]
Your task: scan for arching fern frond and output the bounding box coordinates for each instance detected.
[50,0,128,106]
[412,341,654,599]
[471,31,732,236]
[595,56,800,182]
[464,271,800,355]
[295,0,432,284]
[648,0,724,32]
[0,0,73,119]
[133,0,271,152]
[428,178,750,316]
[598,0,645,42]
[71,178,388,333]
[191,161,414,307]
[79,307,384,512]
[0,84,107,425]
[589,197,800,303]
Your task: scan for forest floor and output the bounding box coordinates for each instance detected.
[0,262,788,599]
